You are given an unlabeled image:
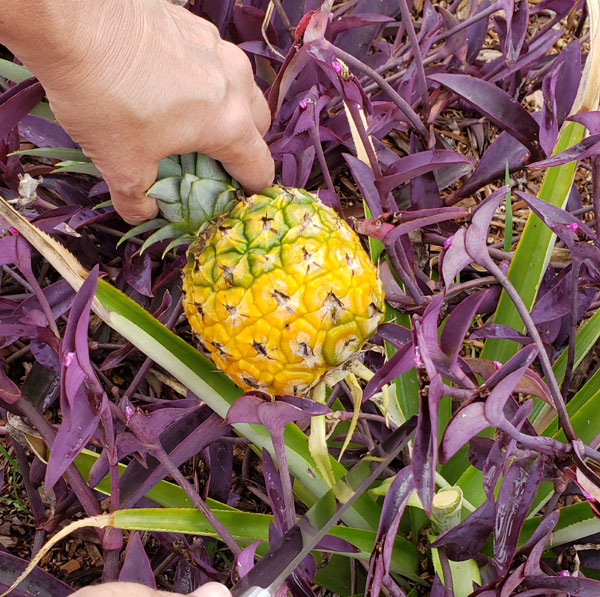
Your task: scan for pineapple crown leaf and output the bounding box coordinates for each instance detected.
[119,153,241,251]
[140,221,199,254]
[161,234,197,258]
[117,218,168,248]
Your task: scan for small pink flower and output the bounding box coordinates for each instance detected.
[443,235,454,250]
[493,361,502,370]
[63,351,76,367]
[9,227,18,236]
[414,346,424,368]
[567,222,579,231]
[331,60,342,74]
[299,97,311,109]
[124,404,135,422]
[559,570,571,577]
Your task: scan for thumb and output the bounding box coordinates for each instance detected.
[189,582,231,597]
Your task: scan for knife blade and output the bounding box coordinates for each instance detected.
[230,415,417,596]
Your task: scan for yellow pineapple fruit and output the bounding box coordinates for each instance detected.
[139,154,385,396]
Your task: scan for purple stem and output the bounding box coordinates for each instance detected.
[387,242,425,306]
[481,255,600,487]
[150,443,241,555]
[122,302,183,401]
[10,437,47,555]
[270,431,297,533]
[329,45,429,140]
[396,0,428,111]
[16,394,103,518]
[560,263,580,400]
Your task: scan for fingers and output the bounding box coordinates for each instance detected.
[250,83,271,137]
[189,582,231,597]
[210,122,275,194]
[99,157,160,225]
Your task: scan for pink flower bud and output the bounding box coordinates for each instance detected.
[124,404,135,422]
[559,570,571,577]
[9,227,18,236]
[493,361,502,370]
[331,60,342,74]
[443,235,454,250]
[63,351,75,367]
[299,97,310,109]
[567,222,579,231]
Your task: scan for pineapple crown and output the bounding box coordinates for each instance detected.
[118,152,240,254]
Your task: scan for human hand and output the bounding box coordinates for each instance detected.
[5,0,273,224]
[71,581,231,597]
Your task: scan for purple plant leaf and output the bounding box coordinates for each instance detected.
[343,153,383,217]
[129,406,195,446]
[463,357,553,406]
[329,13,395,39]
[375,150,474,196]
[466,0,493,64]
[428,74,539,155]
[441,227,471,287]
[46,267,108,489]
[0,551,73,596]
[376,322,412,348]
[367,466,414,596]
[173,559,204,595]
[458,131,529,199]
[412,375,442,515]
[484,359,536,427]
[233,541,261,582]
[482,344,538,390]
[513,190,597,241]
[120,411,231,508]
[121,243,153,297]
[0,79,45,141]
[207,440,233,504]
[500,562,526,596]
[522,511,559,576]
[441,289,488,364]
[19,114,78,148]
[469,322,531,344]
[355,207,467,247]
[431,499,495,561]
[465,185,511,265]
[363,341,414,400]
[570,111,600,134]
[440,402,489,462]
[0,236,17,266]
[262,449,291,533]
[522,576,600,595]
[119,531,157,588]
[0,356,20,404]
[529,133,600,168]
[504,0,529,62]
[279,394,330,416]
[531,268,593,324]
[430,574,446,597]
[494,455,544,575]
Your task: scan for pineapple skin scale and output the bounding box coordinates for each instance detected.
[182,187,385,397]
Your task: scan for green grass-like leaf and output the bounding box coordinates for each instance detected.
[481,121,585,363]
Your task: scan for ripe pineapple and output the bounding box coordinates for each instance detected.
[144,154,385,396]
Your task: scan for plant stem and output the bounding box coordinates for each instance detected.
[560,263,581,399]
[396,0,428,112]
[150,443,241,555]
[329,45,429,140]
